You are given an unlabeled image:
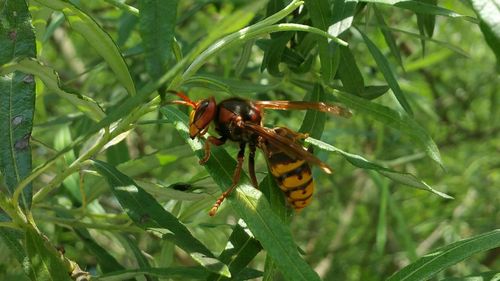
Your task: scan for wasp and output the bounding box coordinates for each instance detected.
[169,91,351,216]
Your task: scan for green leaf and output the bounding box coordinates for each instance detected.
[0,0,35,209]
[373,5,404,69]
[388,229,500,281]
[234,268,264,280]
[305,137,451,198]
[48,54,190,176]
[53,126,80,203]
[0,221,28,268]
[33,0,136,96]
[106,140,130,166]
[48,52,189,192]
[0,0,36,62]
[174,0,269,86]
[261,32,294,77]
[91,160,230,277]
[96,267,209,281]
[137,180,209,202]
[73,229,126,274]
[363,0,477,22]
[265,0,286,19]
[181,0,347,82]
[235,40,255,77]
[103,0,139,15]
[42,11,64,43]
[363,85,390,99]
[299,83,327,139]
[161,106,321,281]
[471,0,500,70]
[183,74,280,94]
[329,90,444,167]
[121,235,159,281]
[49,199,124,276]
[304,0,334,82]
[329,0,358,37]
[0,59,106,121]
[138,0,178,80]
[86,148,183,202]
[183,23,347,82]
[257,38,307,69]
[25,226,72,281]
[338,46,365,96]
[440,271,500,281]
[358,28,414,115]
[415,0,437,55]
[117,13,139,46]
[260,174,288,221]
[207,221,262,281]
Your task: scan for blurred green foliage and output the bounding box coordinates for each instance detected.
[0,0,499,280]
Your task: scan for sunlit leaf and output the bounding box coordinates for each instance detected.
[92,160,231,277]
[33,0,136,95]
[329,0,358,37]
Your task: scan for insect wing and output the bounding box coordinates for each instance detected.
[243,123,333,174]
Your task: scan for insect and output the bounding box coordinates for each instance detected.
[169,91,351,216]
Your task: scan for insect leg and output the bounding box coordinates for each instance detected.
[248,143,258,188]
[209,143,246,216]
[199,136,226,164]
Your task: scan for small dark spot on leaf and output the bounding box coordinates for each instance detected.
[8,30,16,41]
[139,214,150,224]
[12,116,23,126]
[23,74,34,84]
[14,134,30,150]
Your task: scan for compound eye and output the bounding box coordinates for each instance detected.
[189,98,216,138]
[193,100,210,122]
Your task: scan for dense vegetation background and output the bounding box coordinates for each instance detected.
[0,0,499,280]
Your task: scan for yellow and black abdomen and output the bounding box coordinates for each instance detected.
[268,151,315,210]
